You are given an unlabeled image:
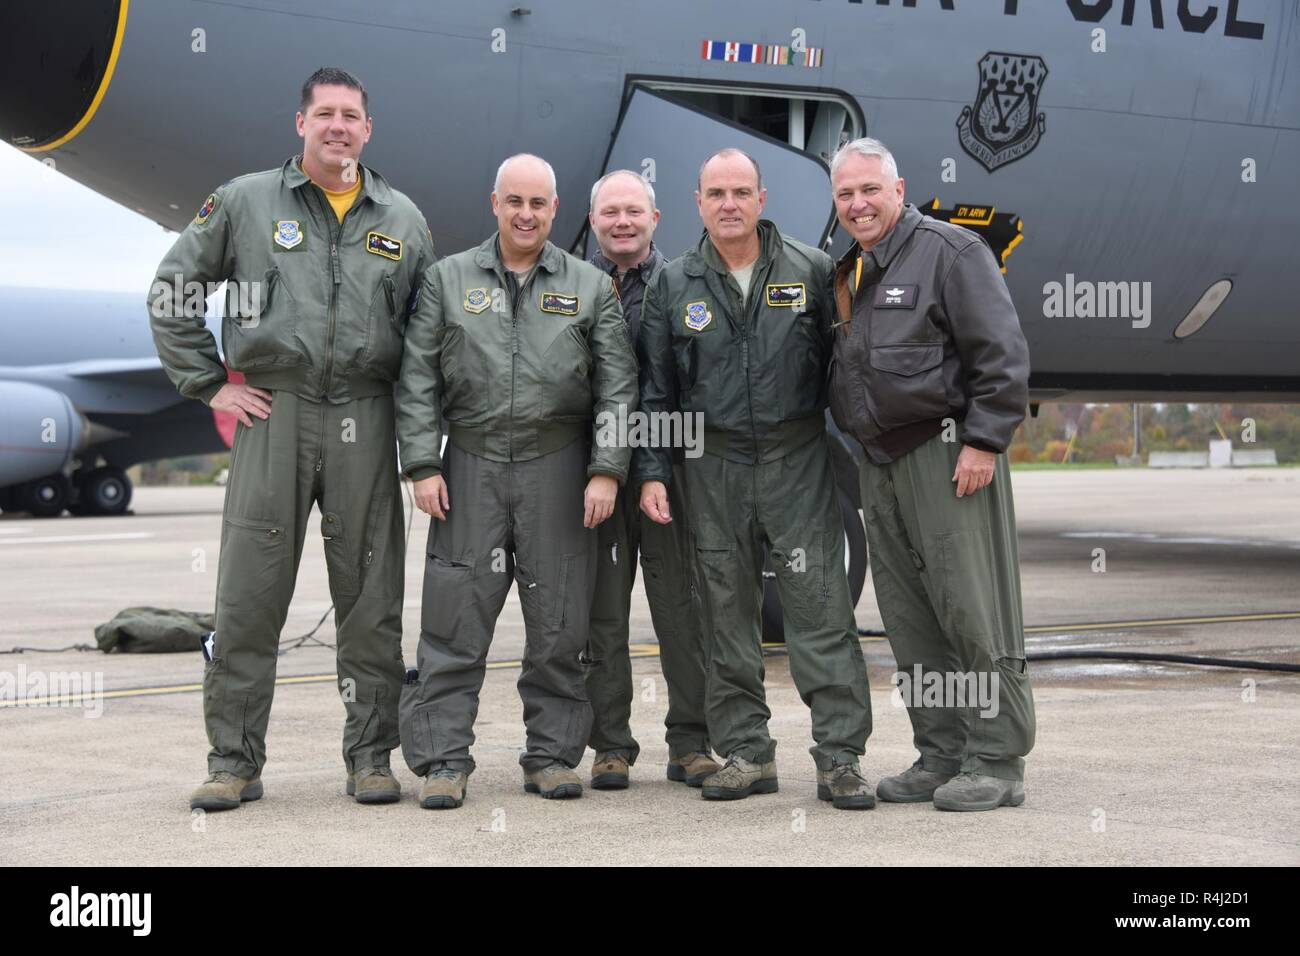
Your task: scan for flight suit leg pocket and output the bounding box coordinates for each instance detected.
[400,703,442,777]
[516,554,577,633]
[202,656,231,753]
[217,516,287,609]
[772,530,829,632]
[935,528,1004,657]
[320,510,359,598]
[421,550,474,640]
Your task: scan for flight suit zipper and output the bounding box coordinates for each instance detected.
[505,266,537,461]
[740,257,774,459]
[311,185,362,404]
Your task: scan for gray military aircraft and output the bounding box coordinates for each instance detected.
[0,286,230,516]
[1,0,1295,629]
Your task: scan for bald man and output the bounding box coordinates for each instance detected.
[396,154,638,806]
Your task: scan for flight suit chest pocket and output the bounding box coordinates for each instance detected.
[541,322,593,419]
[224,267,301,371]
[361,272,406,381]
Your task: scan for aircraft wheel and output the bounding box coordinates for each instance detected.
[79,466,133,516]
[19,473,71,518]
[760,489,868,644]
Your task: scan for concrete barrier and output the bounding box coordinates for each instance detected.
[1148,451,1210,468]
[1231,448,1278,466]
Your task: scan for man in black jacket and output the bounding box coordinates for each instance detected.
[828,137,1035,812]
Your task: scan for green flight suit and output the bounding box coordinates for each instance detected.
[634,222,872,770]
[395,235,638,776]
[149,156,434,778]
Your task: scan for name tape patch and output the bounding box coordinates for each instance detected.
[367,231,402,261]
[874,284,918,309]
[540,292,579,315]
[765,282,806,309]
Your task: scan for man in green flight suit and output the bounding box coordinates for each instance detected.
[149,68,434,811]
[396,154,638,808]
[635,149,874,809]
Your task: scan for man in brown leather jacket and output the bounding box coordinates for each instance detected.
[828,136,1036,812]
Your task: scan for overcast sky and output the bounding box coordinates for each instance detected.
[0,143,178,294]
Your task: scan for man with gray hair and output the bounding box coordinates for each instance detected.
[583,169,717,791]
[396,153,638,807]
[827,136,1036,811]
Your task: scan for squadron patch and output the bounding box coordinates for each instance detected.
[540,292,580,316]
[956,52,1049,173]
[367,231,403,261]
[273,220,304,250]
[463,288,490,314]
[765,282,807,309]
[684,301,714,332]
[195,193,217,225]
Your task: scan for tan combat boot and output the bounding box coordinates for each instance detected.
[346,767,401,805]
[666,751,721,788]
[816,759,876,810]
[419,766,468,809]
[700,753,778,801]
[523,762,583,799]
[190,771,263,812]
[591,752,630,790]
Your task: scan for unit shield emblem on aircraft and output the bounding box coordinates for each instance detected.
[957,52,1049,172]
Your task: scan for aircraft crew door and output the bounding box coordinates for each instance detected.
[589,86,839,259]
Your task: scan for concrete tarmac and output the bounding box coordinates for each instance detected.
[2,468,1297,865]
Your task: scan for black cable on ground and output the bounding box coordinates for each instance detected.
[852,627,1299,673]
[1024,649,1300,673]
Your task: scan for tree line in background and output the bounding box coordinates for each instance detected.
[1009,403,1300,464]
[129,403,1300,484]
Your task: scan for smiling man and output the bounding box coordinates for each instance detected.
[396,154,637,807]
[149,68,435,811]
[634,149,874,808]
[582,170,716,791]
[827,137,1035,812]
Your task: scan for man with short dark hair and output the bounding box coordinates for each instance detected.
[150,68,434,811]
